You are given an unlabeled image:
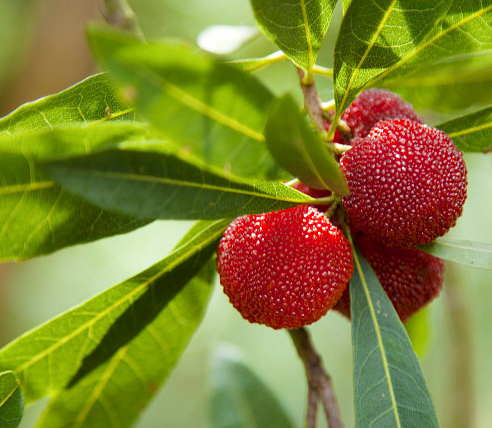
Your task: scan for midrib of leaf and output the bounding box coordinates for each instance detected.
[294,136,332,189]
[72,346,128,428]
[55,168,308,204]
[14,220,225,375]
[91,108,135,124]
[338,0,397,112]
[136,63,265,142]
[300,0,314,74]
[0,384,18,409]
[0,181,55,196]
[371,5,492,86]
[352,248,401,428]
[432,239,492,253]
[447,122,492,138]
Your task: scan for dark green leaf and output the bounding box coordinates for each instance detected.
[351,246,439,428]
[436,106,492,153]
[209,345,295,428]
[87,25,284,180]
[334,1,492,118]
[250,0,337,74]
[0,371,23,428]
[0,219,228,403]
[42,143,318,221]
[0,123,152,261]
[264,94,348,195]
[380,52,492,113]
[34,222,219,428]
[0,74,135,136]
[419,237,492,269]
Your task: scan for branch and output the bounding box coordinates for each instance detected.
[289,328,345,428]
[100,0,145,40]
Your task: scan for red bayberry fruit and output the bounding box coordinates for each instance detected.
[325,88,423,143]
[340,119,467,248]
[216,205,354,329]
[334,234,445,322]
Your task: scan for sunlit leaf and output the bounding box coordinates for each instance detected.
[197,25,259,55]
[209,345,295,428]
[419,237,492,269]
[0,371,23,428]
[43,142,317,220]
[87,25,284,180]
[250,0,337,74]
[334,1,492,118]
[264,94,348,195]
[0,74,135,136]
[351,246,439,428]
[0,219,228,403]
[404,307,431,358]
[34,222,219,428]
[436,106,492,153]
[380,52,492,112]
[0,123,152,261]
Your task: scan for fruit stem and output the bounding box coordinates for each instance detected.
[101,0,146,41]
[326,142,351,156]
[297,68,327,134]
[289,328,345,428]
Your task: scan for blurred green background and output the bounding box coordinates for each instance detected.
[0,1,491,427]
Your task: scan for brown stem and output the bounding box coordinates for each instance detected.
[100,0,145,40]
[297,68,351,140]
[289,328,345,428]
[306,385,318,428]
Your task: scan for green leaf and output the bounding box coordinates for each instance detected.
[87,25,284,180]
[404,308,431,358]
[264,94,348,195]
[351,246,439,428]
[42,143,318,221]
[34,223,219,428]
[342,0,352,15]
[436,106,492,153]
[380,53,492,113]
[250,0,337,76]
[209,345,295,428]
[419,238,492,269]
[0,219,228,404]
[334,1,492,117]
[0,122,152,261]
[0,371,24,428]
[0,74,135,136]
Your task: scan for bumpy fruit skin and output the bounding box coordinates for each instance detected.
[325,88,423,143]
[341,119,467,248]
[216,206,354,329]
[334,234,445,322]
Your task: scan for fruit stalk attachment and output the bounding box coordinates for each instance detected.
[289,327,344,428]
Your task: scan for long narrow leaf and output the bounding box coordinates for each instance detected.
[42,144,317,220]
[0,219,229,404]
[351,246,439,428]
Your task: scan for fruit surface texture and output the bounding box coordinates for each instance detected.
[335,234,445,322]
[341,119,467,248]
[326,88,423,143]
[216,206,354,329]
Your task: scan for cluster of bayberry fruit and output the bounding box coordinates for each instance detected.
[216,89,468,329]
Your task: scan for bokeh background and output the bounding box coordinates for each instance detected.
[0,1,491,427]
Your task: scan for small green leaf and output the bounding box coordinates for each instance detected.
[264,94,348,195]
[334,1,492,118]
[87,25,284,180]
[0,74,134,136]
[0,122,152,261]
[0,371,23,428]
[197,25,259,55]
[419,238,492,269]
[42,143,318,221]
[380,53,492,113]
[0,219,228,404]
[436,106,492,153]
[34,223,218,428]
[351,246,439,428]
[404,308,431,358]
[250,0,337,75]
[209,345,295,428]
